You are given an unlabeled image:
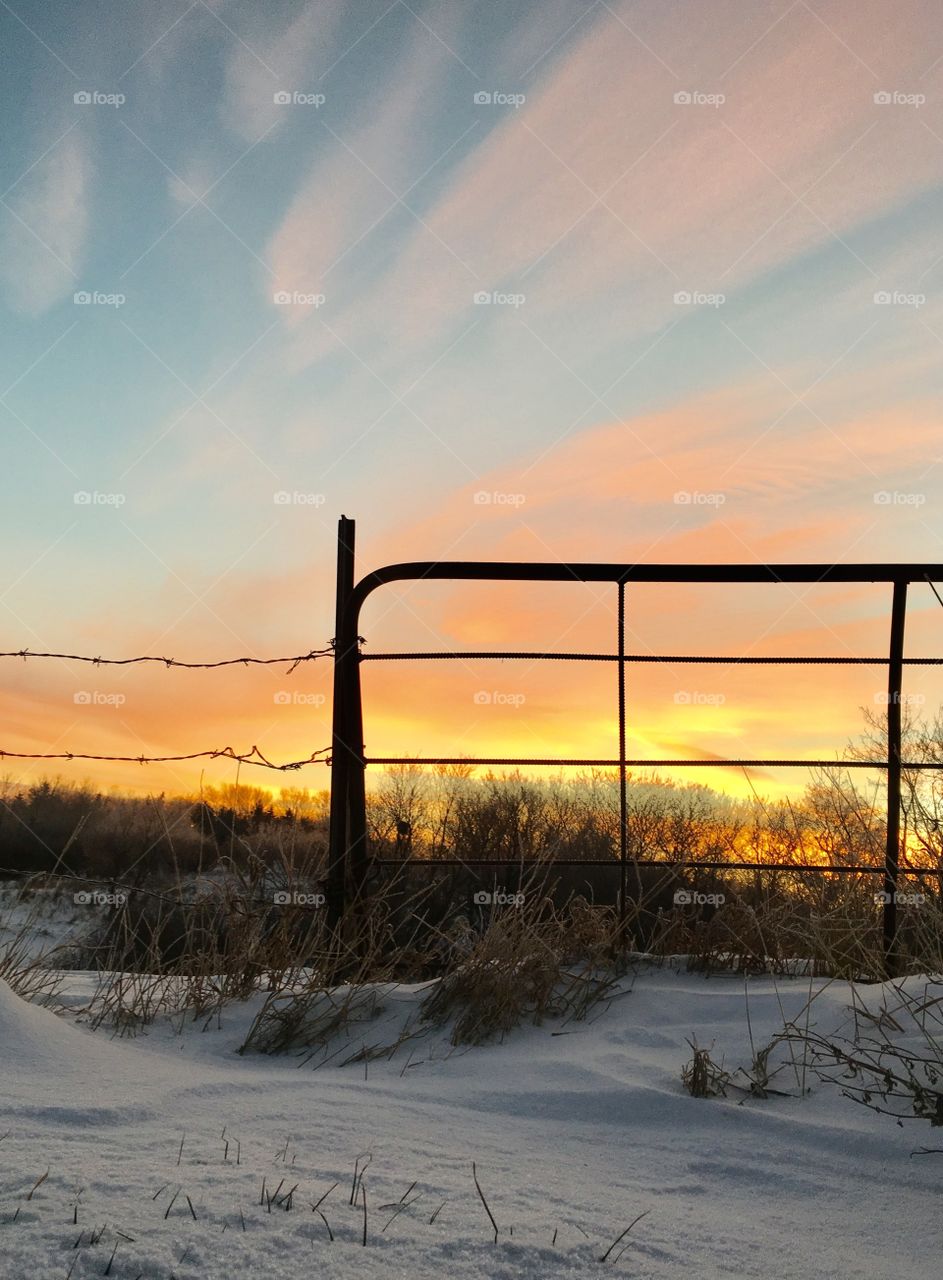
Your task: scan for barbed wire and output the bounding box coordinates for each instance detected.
[0,645,337,770]
[0,746,332,772]
[3,580,940,782]
[0,644,334,672]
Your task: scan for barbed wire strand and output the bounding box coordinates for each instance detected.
[0,746,332,772]
[0,645,334,672]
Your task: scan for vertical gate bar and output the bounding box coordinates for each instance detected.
[327,516,356,927]
[617,579,628,934]
[884,579,907,977]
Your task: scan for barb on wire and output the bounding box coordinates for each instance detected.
[0,645,333,674]
[0,746,332,772]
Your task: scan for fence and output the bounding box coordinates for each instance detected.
[2,514,942,976]
[326,516,943,974]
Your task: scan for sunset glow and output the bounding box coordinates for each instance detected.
[3,0,943,800]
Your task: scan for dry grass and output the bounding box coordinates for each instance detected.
[1,847,940,1060]
[44,854,333,1034]
[237,875,440,1058]
[638,868,940,982]
[0,882,65,1006]
[681,1037,731,1098]
[421,874,628,1046]
[783,978,943,1129]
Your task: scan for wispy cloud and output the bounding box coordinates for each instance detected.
[265,5,469,339]
[1,128,91,314]
[277,0,943,375]
[222,2,347,141]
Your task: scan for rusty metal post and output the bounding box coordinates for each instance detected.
[883,579,907,976]
[345,619,368,907]
[327,516,356,926]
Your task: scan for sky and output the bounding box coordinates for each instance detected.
[3,0,943,801]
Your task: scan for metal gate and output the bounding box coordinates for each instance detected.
[326,516,943,973]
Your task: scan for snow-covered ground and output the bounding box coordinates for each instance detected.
[0,965,937,1280]
[0,883,94,962]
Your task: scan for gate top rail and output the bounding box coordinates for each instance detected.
[348,560,943,616]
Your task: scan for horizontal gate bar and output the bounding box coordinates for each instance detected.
[361,651,943,665]
[374,858,942,874]
[363,756,941,769]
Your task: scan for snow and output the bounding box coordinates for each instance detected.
[0,884,92,963]
[0,966,937,1279]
